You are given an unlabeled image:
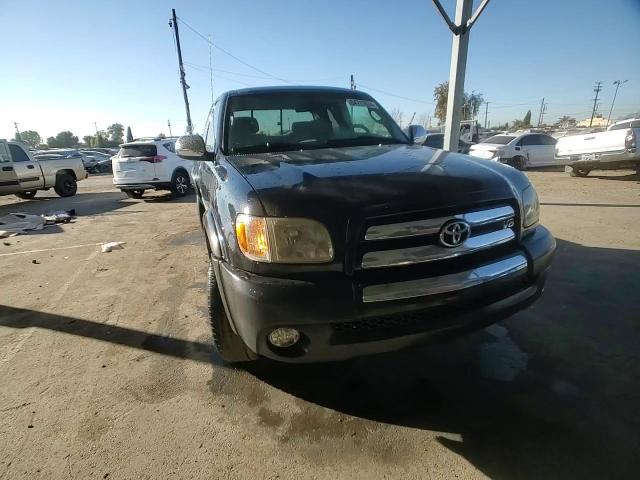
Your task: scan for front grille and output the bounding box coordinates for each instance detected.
[358,205,517,271]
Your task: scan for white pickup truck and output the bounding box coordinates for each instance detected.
[555,119,640,177]
[0,140,88,199]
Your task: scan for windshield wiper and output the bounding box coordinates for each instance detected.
[231,142,311,154]
[326,136,404,147]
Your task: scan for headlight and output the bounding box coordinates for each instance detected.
[235,214,334,263]
[521,185,540,228]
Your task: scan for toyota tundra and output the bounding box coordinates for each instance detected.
[176,86,556,363]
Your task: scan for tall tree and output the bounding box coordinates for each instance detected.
[433,81,484,123]
[93,131,107,148]
[82,135,94,146]
[20,130,41,147]
[126,126,133,142]
[106,123,124,144]
[523,110,532,127]
[47,131,79,148]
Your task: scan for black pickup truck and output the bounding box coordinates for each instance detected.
[176,86,555,363]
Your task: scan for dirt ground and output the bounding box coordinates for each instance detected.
[1,169,639,479]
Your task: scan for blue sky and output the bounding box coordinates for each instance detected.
[2,0,639,141]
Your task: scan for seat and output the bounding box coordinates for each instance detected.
[290,119,332,143]
[229,117,265,151]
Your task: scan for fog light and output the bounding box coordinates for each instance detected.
[268,328,300,348]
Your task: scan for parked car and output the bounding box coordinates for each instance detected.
[555,118,640,177]
[0,140,88,199]
[95,156,114,173]
[422,132,472,153]
[174,86,556,364]
[35,149,98,173]
[80,150,113,173]
[112,138,192,198]
[469,132,559,169]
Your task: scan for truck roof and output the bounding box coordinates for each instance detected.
[225,85,374,98]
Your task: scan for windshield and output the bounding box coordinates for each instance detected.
[224,92,408,155]
[481,135,516,145]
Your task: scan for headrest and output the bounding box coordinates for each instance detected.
[232,116,259,134]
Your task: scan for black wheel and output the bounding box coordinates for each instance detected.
[508,156,527,170]
[569,166,591,177]
[53,173,77,197]
[16,190,37,200]
[207,260,256,363]
[124,189,145,199]
[170,170,190,197]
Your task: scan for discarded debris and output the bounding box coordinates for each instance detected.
[31,259,40,264]
[42,209,75,225]
[101,241,125,253]
[0,213,45,237]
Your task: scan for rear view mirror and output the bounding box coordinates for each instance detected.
[176,134,207,160]
[407,125,428,144]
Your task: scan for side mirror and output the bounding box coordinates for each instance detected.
[407,125,428,145]
[175,134,208,160]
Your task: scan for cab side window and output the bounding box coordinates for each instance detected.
[0,143,11,163]
[9,144,31,162]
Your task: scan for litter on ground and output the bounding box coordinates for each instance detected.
[101,241,126,253]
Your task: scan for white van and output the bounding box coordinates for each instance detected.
[112,137,193,198]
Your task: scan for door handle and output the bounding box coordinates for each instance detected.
[515,146,520,151]
[27,164,35,169]
[2,166,13,171]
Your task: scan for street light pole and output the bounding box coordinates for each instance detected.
[607,80,628,127]
[432,0,490,152]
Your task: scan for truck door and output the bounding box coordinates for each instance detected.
[0,140,20,194]
[8,143,43,190]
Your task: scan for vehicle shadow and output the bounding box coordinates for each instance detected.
[1,239,639,479]
[142,191,196,203]
[244,238,640,479]
[589,171,640,182]
[0,192,137,217]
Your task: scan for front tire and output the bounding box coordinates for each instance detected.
[171,170,190,197]
[16,190,37,200]
[569,166,591,177]
[207,260,256,363]
[54,173,77,197]
[508,156,527,170]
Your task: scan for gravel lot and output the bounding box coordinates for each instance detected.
[1,169,639,479]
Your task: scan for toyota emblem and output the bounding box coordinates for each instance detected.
[439,220,471,247]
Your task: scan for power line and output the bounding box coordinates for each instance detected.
[177,16,290,84]
[357,82,433,104]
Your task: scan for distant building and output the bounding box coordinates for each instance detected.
[577,115,607,127]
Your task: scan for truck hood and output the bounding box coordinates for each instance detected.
[225,144,525,218]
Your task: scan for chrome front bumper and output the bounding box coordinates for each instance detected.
[362,253,527,303]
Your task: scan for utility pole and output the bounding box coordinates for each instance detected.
[539,102,547,127]
[170,9,193,134]
[537,98,545,127]
[94,122,98,134]
[607,80,628,127]
[13,122,20,136]
[483,101,490,129]
[432,0,491,151]
[589,81,603,127]
[408,112,416,125]
[168,120,173,136]
[208,34,214,104]
[350,74,356,90]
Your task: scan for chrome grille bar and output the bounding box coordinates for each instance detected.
[362,228,515,269]
[364,206,514,241]
[362,254,527,303]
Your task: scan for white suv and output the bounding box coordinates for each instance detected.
[112,137,193,198]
